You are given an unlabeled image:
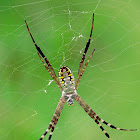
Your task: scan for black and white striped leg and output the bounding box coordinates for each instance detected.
[48,123,57,140]
[25,20,62,92]
[37,52,62,91]
[39,97,65,140]
[98,118,137,131]
[75,94,136,140]
[75,95,111,139]
[75,48,95,89]
[75,13,95,90]
[39,122,53,140]
[93,117,111,140]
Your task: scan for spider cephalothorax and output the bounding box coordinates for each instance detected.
[63,92,77,106]
[25,13,136,140]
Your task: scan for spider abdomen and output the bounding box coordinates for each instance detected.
[58,66,75,93]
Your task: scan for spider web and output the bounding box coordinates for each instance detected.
[0,0,139,140]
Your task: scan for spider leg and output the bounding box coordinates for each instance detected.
[39,97,65,140]
[25,20,62,91]
[39,122,53,140]
[96,116,137,131]
[75,94,136,139]
[37,53,62,91]
[93,118,111,140]
[75,13,95,90]
[48,117,58,140]
[75,94,111,139]
[75,48,95,90]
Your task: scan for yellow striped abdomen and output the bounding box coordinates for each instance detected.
[58,66,75,94]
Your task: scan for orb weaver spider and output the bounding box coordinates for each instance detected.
[25,13,136,140]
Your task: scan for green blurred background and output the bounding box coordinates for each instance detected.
[0,0,139,140]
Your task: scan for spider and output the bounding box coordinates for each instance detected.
[25,13,136,140]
